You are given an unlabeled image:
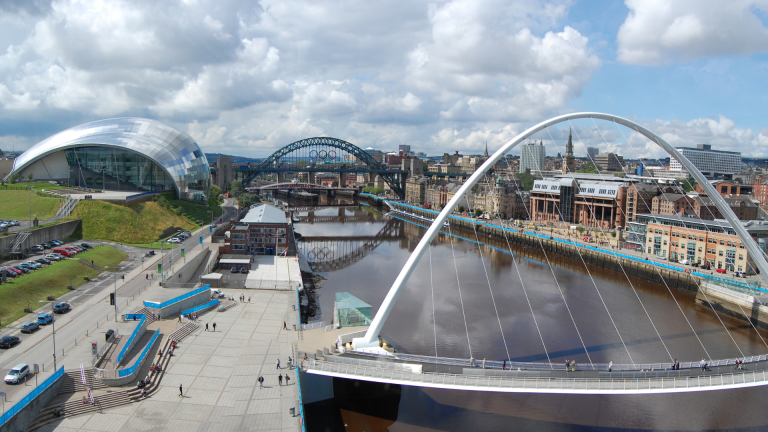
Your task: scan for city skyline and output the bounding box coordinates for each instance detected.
[0,1,767,159]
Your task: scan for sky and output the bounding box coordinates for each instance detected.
[1,0,768,159]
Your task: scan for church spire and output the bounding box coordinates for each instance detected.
[562,128,575,174]
[484,141,489,157]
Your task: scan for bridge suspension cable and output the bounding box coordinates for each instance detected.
[428,242,438,359]
[446,223,473,359]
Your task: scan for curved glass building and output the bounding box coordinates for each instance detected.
[8,118,210,201]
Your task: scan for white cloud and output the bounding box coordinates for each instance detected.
[617,0,768,65]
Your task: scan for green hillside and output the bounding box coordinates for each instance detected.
[0,189,62,220]
[67,200,197,244]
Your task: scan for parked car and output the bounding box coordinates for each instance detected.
[42,242,53,249]
[81,243,93,249]
[230,266,239,273]
[716,269,727,274]
[167,238,181,244]
[20,322,39,333]
[52,248,73,257]
[679,259,689,265]
[0,336,20,349]
[31,245,44,252]
[24,261,42,269]
[12,266,29,274]
[5,267,21,275]
[4,364,28,382]
[37,314,54,325]
[51,240,63,246]
[53,302,71,313]
[45,253,62,261]
[2,269,17,278]
[734,271,747,278]
[240,267,249,274]
[36,258,51,265]
[18,263,37,271]
[9,220,19,226]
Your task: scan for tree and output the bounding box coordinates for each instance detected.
[576,226,585,234]
[577,163,599,174]
[210,184,222,198]
[474,208,483,217]
[515,172,535,191]
[457,205,465,213]
[27,173,33,181]
[229,180,244,197]
[423,162,429,172]
[362,186,384,195]
[682,177,697,192]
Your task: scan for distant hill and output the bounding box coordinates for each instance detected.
[205,153,264,164]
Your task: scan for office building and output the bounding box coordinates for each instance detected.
[595,152,624,172]
[669,144,742,179]
[587,147,599,161]
[520,141,546,174]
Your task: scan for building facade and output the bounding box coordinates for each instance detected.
[595,153,624,172]
[520,141,546,174]
[6,118,211,201]
[627,214,768,272]
[229,204,291,255]
[669,144,742,179]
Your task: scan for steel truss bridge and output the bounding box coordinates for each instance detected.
[296,218,402,272]
[251,182,357,197]
[236,137,408,198]
[297,112,768,395]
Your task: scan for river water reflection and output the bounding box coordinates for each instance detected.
[295,200,768,431]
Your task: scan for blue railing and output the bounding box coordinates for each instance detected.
[143,285,211,309]
[116,314,146,364]
[0,366,64,427]
[295,288,307,430]
[181,299,219,317]
[118,329,160,378]
[126,191,161,200]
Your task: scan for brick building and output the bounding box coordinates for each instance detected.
[229,204,291,256]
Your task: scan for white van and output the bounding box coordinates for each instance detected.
[679,259,689,265]
[211,289,225,299]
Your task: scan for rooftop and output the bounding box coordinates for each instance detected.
[241,204,289,224]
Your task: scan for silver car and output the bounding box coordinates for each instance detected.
[4,364,29,384]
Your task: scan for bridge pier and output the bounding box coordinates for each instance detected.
[308,171,316,184]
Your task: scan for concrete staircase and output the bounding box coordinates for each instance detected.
[58,370,108,394]
[56,196,80,218]
[28,323,200,430]
[131,308,158,325]
[218,300,238,312]
[78,259,103,272]
[5,231,30,257]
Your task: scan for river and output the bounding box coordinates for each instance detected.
[292,198,768,431]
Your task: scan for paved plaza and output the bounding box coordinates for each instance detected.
[35,289,301,432]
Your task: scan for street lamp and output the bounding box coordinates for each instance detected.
[104,266,124,321]
[38,300,57,371]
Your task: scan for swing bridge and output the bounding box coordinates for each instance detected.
[298,112,768,394]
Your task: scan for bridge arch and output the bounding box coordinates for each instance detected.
[355,112,768,347]
[255,137,406,197]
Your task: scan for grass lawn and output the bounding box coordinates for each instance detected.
[1,181,72,191]
[163,193,223,225]
[0,189,63,220]
[0,245,126,328]
[67,200,197,244]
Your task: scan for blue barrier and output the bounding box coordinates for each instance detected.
[144,285,211,309]
[118,329,160,378]
[0,366,64,427]
[116,314,146,364]
[181,299,219,317]
[126,191,160,200]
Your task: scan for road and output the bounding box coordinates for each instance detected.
[0,197,240,401]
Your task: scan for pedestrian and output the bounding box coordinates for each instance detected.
[285,374,290,385]
[276,359,280,369]
[258,375,263,388]
[570,360,576,372]
[564,359,569,372]
[179,384,183,397]
[178,314,182,323]
[83,396,87,405]
[146,274,148,280]
[482,358,486,369]
[283,321,287,330]
[700,358,706,371]
[248,296,251,302]
[121,275,125,281]
[608,361,613,372]
[205,323,209,331]
[502,360,506,370]
[213,322,217,332]
[278,374,283,386]
[288,356,293,368]
[91,260,94,266]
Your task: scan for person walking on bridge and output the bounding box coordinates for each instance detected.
[700,359,707,371]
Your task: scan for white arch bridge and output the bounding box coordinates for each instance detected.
[299,112,768,394]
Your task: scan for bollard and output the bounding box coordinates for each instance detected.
[87,330,88,336]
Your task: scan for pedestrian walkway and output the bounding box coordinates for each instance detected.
[34,289,302,431]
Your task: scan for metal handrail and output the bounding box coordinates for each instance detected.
[304,359,768,393]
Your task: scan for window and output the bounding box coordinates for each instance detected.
[278,238,286,244]
[664,231,668,235]
[648,247,652,253]
[663,240,667,245]
[232,244,245,250]
[277,228,286,234]
[739,254,744,260]
[719,250,723,256]
[698,247,702,252]
[720,240,724,245]
[252,228,262,233]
